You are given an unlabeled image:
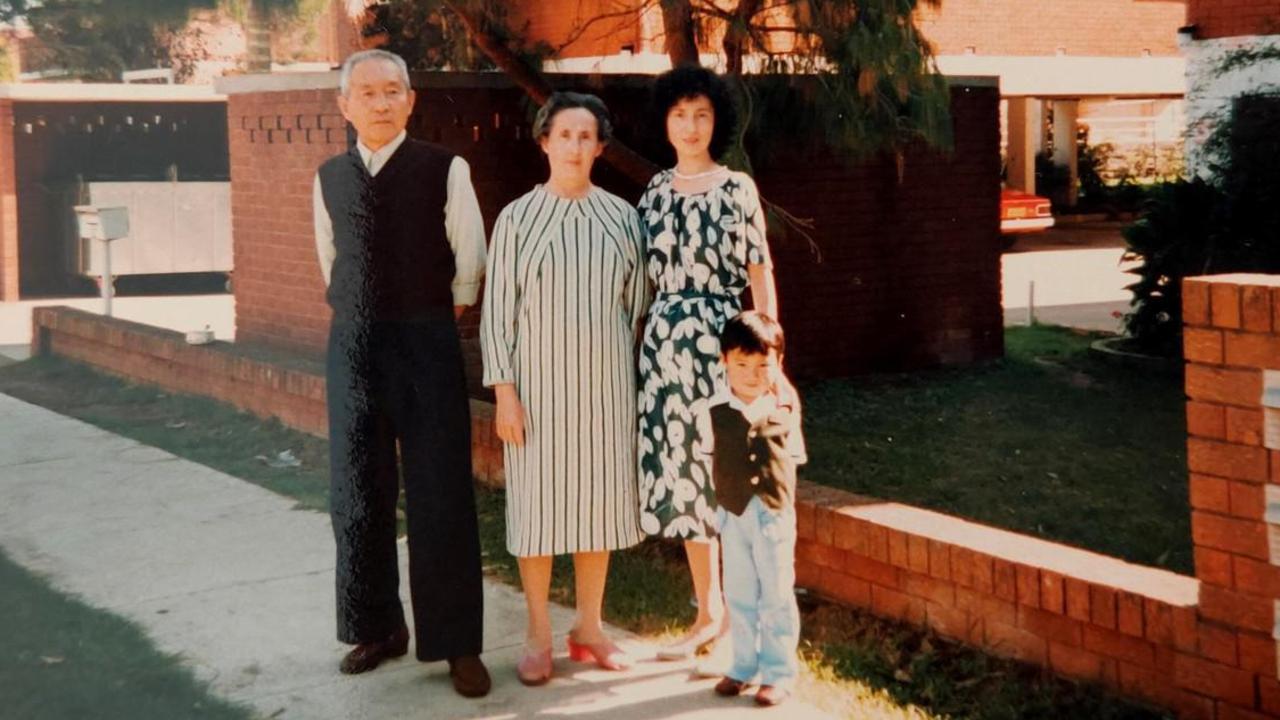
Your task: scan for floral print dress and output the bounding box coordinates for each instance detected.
[636,169,772,540]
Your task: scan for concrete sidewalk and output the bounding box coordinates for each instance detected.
[0,393,834,720]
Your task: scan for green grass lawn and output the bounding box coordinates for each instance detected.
[0,341,1173,719]
[0,548,254,720]
[801,324,1190,573]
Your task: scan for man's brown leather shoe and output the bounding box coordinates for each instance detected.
[339,625,410,675]
[448,654,491,698]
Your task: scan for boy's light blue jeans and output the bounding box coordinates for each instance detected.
[717,495,800,689]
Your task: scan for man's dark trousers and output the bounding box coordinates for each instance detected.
[327,308,483,661]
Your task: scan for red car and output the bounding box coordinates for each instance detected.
[1000,188,1055,234]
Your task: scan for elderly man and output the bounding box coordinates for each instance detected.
[313,49,489,698]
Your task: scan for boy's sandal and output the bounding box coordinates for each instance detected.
[714,676,749,697]
[755,685,791,706]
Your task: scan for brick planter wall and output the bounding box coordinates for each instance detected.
[1180,273,1280,718]
[796,484,1211,716]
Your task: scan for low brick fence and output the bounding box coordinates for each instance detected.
[30,277,1280,717]
[796,485,1206,714]
[29,306,506,486]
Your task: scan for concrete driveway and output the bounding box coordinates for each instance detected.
[1002,220,1136,333]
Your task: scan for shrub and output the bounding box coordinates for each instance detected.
[1120,179,1225,356]
[1122,92,1280,356]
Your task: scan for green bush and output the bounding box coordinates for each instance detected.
[1121,179,1225,356]
[1075,142,1112,208]
[1122,92,1280,356]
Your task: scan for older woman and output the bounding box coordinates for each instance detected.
[637,66,779,663]
[480,92,649,686]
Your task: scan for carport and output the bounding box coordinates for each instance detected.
[0,84,228,300]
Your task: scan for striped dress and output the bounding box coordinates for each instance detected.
[480,185,649,557]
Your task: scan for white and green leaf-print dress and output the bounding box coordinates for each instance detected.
[481,185,649,557]
[637,169,772,540]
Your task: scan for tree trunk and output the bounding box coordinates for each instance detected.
[660,0,699,67]
[722,0,761,75]
[245,0,271,73]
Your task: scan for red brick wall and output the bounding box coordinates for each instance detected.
[228,75,1002,380]
[227,88,344,354]
[0,98,18,301]
[1188,0,1280,39]
[507,0,643,58]
[759,84,1003,373]
[507,0,1184,59]
[1181,274,1280,718]
[915,0,1185,57]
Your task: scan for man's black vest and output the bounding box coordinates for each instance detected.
[318,138,457,322]
[709,400,801,516]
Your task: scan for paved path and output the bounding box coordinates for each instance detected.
[0,294,234,345]
[0,393,835,719]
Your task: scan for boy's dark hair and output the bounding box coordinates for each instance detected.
[651,65,739,161]
[720,311,785,357]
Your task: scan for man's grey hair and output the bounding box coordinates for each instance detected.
[532,92,614,144]
[338,49,411,96]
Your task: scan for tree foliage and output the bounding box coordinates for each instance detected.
[17,0,211,80]
[12,0,308,80]
[386,0,951,165]
[753,0,953,159]
[0,34,15,81]
[365,0,548,71]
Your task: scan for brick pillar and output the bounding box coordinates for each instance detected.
[0,98,18,301]
[1183,273,1280,717]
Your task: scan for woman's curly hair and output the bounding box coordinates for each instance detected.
[651,65,739,161]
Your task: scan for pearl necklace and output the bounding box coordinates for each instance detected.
[672,165,728,181]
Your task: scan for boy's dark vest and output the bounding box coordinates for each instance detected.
[709,401,800,516]
[318,138,456,323]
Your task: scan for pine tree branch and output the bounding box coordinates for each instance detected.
[552,0,659,55]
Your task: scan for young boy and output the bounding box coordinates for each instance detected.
[696,310,807,707]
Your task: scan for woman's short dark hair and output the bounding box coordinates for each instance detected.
[720,311,785,357]
[651,65,739,161]
[532,91,614,144]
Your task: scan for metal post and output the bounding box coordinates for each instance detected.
[1027,280,1036,326]
[101,239,113,317]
